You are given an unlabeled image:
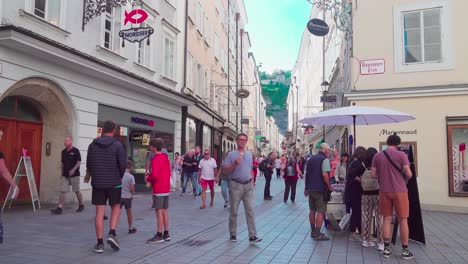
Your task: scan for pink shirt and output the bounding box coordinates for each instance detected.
[372,148,410,193]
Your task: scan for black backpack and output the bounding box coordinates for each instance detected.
[258,159,268,172]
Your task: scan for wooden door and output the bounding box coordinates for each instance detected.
[0,119,42,201]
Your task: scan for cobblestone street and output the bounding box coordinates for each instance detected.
[1,177,468,264]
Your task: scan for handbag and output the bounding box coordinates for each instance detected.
[360,162,379,191]
[339,213,351,232]
[383,150,408,184]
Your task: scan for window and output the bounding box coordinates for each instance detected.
[197,63,204,98]
[447,119,468,197]
[187,53,194,89]
[188,0,195,22]
[394,0,453,72]
[103,6,122,53]
[136,21,152,68]
[205,69,210,101]
[163,36,176,80]
[33,0,61,26]
[214,33,219,59]
[403,9,441,64]
[196,2,203,34]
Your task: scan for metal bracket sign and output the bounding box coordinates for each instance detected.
[2,156,41,213]
[82,0,129,31]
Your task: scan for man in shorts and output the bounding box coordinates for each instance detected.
[121,160,136,234]
[198,149,218,209]
[372,134,413,259]
[304,143,332,241]
[51,136,84,214]
[87,120,127,253]
[146,138,171,243]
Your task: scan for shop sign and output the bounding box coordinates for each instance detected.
[255,130,262,136]
[120,27,154,44]
[307,18,329,36]
[131,117,155,127]
[281,141,287,151]
[255,135,263,140]
[285,131,293,138]
[124,9,148,25]
[241,118,249,124]
[120,126,128,136]
[360,59,385,75]
[142,134,150,146]
[379,129,417,137]
[97,127,102,137]
[320,95,337,103]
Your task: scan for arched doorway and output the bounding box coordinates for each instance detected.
[0,77,77,204]
[0,96,43,201]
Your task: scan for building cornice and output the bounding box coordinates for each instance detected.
[345,84,468,101]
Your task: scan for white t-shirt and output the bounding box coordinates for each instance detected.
[199,158,218,180]
[275,158,282,169]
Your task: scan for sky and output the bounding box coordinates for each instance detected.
[245,0,311,73]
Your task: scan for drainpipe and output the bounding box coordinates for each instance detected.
[227,0,231,124]
[181,0,189,154]
[240,28,244,134]
[235,12,239,133]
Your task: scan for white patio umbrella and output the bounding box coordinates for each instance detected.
[299,105,415,148]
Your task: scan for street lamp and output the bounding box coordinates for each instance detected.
[321,81,329,141]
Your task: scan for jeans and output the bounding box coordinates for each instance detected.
[264,173,272,198]
[221,179,230,204]
[349,193,362,233]
[193,172,201,196]
[276,168,281,178]
[284,178,298,202]
[229,181,257,237]
[183,172,197,195]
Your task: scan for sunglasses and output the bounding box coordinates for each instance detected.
[204,153,210,155]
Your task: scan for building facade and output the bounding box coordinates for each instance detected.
[0,0,190,203]
[345,0,468,212]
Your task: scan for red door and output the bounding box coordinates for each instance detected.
[0,119,42,202]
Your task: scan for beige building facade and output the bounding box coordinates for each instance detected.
[346,0,468,212]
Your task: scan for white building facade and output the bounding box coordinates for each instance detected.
[0,0,190,203]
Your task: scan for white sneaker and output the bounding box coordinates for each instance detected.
[377,243,385,251]
[362,241,375,248]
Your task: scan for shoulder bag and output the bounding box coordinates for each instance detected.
[360,162,379,191]
[382,150,408,184]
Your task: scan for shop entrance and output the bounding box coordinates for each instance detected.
[0,96,43,202]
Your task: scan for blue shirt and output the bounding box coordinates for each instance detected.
[222,150,252,182]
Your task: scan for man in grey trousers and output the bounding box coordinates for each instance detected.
[222,133,262,243]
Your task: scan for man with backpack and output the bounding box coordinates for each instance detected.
[260,152,276,200]
[283,157,303,203]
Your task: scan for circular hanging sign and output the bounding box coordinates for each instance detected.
[307,18,329,36]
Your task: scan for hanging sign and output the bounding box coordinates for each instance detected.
[307,18,329,36]
[142,134,151,146]
[120,27,154,44]
[131,117,155,127]
[124,9,148,25]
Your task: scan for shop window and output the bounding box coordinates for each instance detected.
[203,126,212,153]
[447,121,468,197]
[0,96,42,123]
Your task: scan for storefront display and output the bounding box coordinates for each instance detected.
[448,124,468,196]
[98,105,175,192]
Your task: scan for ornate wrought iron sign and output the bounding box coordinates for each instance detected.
[82,0,129,31]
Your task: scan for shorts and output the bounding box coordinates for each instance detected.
[308,191,327,212]
[379,192,409,218]
[152,195,169,210]
[60,176,80,192]
[92,187,121,206]
[201,179,215,190]
[120,198,132,209]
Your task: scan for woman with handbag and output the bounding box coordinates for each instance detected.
[361,147,384,250]
[344,146,367,241]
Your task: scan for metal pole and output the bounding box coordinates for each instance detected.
[295,85,299,152]
[240,29,244,134]
[235,13,239,133]
[321,4,326,143]
[227,0,230,124]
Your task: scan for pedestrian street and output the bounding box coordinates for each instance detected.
[1,176,468,264]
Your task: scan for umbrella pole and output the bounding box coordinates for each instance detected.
[353,115,356,151]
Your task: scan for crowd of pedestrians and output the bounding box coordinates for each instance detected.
[0,120,415,261]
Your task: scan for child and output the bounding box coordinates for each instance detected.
[145,138,171,243]
[121,160,137,234]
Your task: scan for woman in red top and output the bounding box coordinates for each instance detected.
[283,157,303,203]
[252,157,259,184]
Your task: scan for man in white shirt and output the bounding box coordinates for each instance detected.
[198,149,218,209]
[275,157,282,178]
